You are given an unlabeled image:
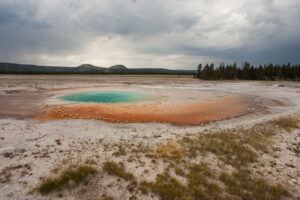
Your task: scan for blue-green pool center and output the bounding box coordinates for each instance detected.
[59,90,157,103]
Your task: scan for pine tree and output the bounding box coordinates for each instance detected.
[197,64,202,79]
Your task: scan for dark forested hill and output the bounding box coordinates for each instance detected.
[0,62,196,75]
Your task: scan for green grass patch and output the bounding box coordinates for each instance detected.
[38,166,96,195]
[103,161,134,181]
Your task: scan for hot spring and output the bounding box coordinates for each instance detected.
[36,87,257,126]
[59,90,157,103]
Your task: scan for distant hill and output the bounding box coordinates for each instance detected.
[0,62,196,75]
[77,64,106,72]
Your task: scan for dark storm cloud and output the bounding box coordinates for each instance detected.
[0,0,84,62]
[75,1,197,36]
[0,0,299,68]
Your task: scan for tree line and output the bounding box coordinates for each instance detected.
[195,62,300,80]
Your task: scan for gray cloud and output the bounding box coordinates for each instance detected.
[0,0,299,68]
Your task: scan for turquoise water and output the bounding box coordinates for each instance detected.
[59,90,156,103]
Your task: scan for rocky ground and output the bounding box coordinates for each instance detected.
[0,75,299,200]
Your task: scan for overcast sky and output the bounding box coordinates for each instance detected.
[0,0,299,69]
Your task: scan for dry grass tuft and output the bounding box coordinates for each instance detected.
[186,163,222,199]
[156,141,183,159]
[38,165,96,195]
[156,141,183,156]
[103,161,134,181]
[272,116,299,132]
[175,167,185,177]
[146,173,190,200]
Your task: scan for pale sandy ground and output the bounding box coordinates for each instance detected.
[0,75,299,200]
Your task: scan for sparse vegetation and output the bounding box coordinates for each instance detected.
[140,164,222,199]
[272,116,299,132]
[137,116,298,199]
[103,161,134,181]
[147,173,189,200]
[182,130,259,168]
[140,162,289,200]
[38,166,96,194]
[180,116,299,169]
[33,115,298,199]
[220,171,289,200]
